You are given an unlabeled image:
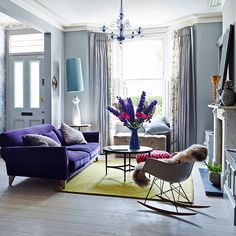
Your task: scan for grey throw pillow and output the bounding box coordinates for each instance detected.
[60,123,87,145]
[145,117,171,135]
[24,134,61,147]
[42,131,61,144]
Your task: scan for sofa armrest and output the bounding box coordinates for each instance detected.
[1,146,68,179]
[83,132,99,143]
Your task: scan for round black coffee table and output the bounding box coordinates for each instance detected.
[103,145,153,182]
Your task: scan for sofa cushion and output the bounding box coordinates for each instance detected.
[67,150,90,171]
[42,131,61,144]
[145,117,171,135]
[66,143,100,159]
[0,124,55,147]
[60,123,87,145]
[53,128,65,145]
[23,134,61,147]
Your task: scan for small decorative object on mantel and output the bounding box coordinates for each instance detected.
[107,91,157,150]
[221,80,236,106]
[211,75,221,104]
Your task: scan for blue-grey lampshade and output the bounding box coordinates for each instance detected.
[66,58,84,92]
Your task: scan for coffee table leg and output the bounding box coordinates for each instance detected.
[129,154,131,171]
[105,152,107,175]
[124,153,126,182]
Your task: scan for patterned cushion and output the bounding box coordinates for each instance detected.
[42,131,61,144]
[23,134,61,147]
[136,150,172,163]
[60,123,87,145]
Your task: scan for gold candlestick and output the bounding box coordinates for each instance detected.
[211,75,221,104]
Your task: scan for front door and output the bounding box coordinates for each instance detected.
[8,55,44,130]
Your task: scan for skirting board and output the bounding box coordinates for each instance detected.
[199,168,223,197]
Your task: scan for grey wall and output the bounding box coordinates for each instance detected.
[64,31,91,126]
[0,0,64,129]
[50,29,64,128]
[194,22,222,143]
[223,0,236,92]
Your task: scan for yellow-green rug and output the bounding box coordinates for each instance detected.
[60,159,194,201]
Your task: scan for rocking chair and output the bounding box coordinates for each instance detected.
[138,158,210,215]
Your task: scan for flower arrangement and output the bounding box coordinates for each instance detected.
[107,91,158,129]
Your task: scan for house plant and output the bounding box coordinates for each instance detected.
[204,161,222,186]
[107,91,157,150]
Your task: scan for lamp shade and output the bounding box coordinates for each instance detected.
[66,58,84,92]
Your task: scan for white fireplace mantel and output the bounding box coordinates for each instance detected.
[208,104,236,185]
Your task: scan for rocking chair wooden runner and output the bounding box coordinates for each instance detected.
[138,158,210,215]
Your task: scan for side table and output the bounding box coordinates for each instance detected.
[70,124,91,131]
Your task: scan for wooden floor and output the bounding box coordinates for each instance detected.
[0,157,235,236]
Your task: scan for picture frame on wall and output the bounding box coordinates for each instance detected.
[216,24,234,103]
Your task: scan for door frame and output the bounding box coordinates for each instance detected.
[5,31,52,131]
[6,53,45,130]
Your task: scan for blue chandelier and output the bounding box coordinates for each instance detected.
[101,0,142,44]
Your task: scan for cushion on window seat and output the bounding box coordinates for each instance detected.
[144,117,171,135]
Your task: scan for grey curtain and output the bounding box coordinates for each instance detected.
[177,27,196,151]
[0,28,6,132]
[89,33,111,150]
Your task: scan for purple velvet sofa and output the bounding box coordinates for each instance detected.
[0,124,99,188]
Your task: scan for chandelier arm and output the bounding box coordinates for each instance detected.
[105,31,119,38]
[100,0,142,44]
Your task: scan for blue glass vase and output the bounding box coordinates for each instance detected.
[129,128,140,150]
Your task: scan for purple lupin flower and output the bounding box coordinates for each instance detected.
[123,120,128,126]
[106,106,120,117]
[144,100,158,114]
[117,96,127,113]
[126,98,135,120]
[136,91,146,113]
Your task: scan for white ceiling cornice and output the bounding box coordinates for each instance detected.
[167,12,222,31]
[64,13,222,33]
[1,23,31,30]
[194,12,222,23]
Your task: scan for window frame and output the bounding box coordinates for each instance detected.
[112,33,170,118]
[8,33,44,54]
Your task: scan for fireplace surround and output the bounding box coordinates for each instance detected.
[209,104,236,225]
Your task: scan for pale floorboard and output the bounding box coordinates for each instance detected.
[0,157,235,236]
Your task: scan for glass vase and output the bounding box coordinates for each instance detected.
[211,75,221,104]
[129,128,140,150]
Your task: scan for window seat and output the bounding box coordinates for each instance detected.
[114,132,167,151]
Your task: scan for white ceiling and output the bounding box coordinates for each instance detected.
[10,0,223,28]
